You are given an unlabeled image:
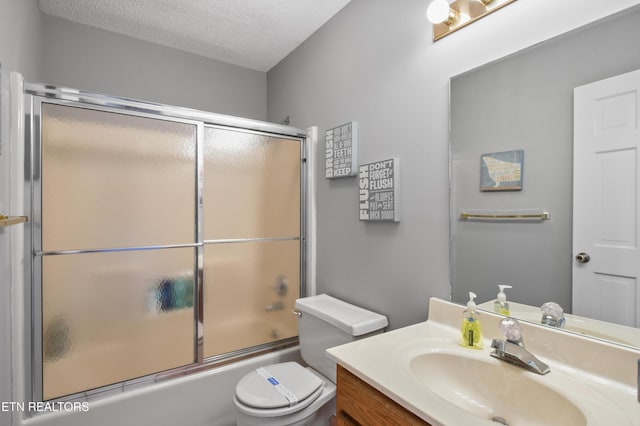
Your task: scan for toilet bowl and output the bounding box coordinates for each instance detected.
[232,294,388,426]
[233,362,335,426]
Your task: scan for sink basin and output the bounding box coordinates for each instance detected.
[409,351,587,426]
[328,299,640,426]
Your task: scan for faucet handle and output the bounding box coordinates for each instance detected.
[540,302,566,327]
[498,317,524,346]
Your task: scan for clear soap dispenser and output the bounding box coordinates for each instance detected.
[460,292,483,349]
[494,285,512,316]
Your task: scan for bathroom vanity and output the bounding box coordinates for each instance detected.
[335,365,428,425]
[328,298,640,425]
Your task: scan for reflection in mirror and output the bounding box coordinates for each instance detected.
[0,63,2,157]
[476,300,640,348]
[450,5,640,348]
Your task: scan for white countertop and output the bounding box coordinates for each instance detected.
[327,298,640,425]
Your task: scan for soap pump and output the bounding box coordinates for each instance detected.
[460,292,483,349]
[494,285,512,316]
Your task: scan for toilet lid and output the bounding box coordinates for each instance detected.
[235,362,323,410]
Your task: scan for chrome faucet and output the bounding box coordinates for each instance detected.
[265,301,284,312]
[490,317,550,375]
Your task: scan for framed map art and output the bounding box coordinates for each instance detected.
[480,149,524,191]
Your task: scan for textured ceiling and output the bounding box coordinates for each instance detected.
[38,0,352,72]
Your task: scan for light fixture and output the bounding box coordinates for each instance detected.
[427,0,518,41]
[427,0,459,25]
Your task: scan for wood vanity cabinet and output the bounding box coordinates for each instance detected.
[335,365,431,426]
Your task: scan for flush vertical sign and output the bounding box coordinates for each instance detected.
[325,122,358,178]
[359,158,400,222]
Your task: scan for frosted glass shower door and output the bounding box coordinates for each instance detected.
[42,249,196,400]
[41,104,196,251]
[39,103,197,400]
[202,127,302,358]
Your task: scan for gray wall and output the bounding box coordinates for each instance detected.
[267,0,640,330]
[0,2,44,425]
[0,3,265,425]
[268,0,451,329]
[41,15,267,120]
[1,0,638,424]
[450,9,640,310]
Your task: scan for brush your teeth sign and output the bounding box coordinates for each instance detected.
[325,122,358,178]
[359,158,399,222]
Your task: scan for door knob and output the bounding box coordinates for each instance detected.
[575,252,590,263]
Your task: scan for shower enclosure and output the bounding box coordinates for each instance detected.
[22,83,309,402]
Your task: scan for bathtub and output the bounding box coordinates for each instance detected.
[23,346,303,426]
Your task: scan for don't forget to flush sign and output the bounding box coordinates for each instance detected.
[359,158,399,222]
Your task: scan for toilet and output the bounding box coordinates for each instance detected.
[232,294,388,426]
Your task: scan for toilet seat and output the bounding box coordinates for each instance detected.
[234,362,324,418]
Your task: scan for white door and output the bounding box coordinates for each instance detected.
[573,69,640,327]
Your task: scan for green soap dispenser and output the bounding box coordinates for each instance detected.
[460,292,483,349]
[494,284,512,316]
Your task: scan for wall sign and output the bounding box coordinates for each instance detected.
[325,121,358,178]
[480,149,524,191]
[359,158,399,222]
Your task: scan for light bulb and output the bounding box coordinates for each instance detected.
[427,0,450,24]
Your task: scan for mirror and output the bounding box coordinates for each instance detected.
[450,5,640,348]
[0,63,2,157]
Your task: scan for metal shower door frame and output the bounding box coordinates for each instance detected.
[22,82,309,404]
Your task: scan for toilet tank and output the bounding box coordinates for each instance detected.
[294,294,388,383]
